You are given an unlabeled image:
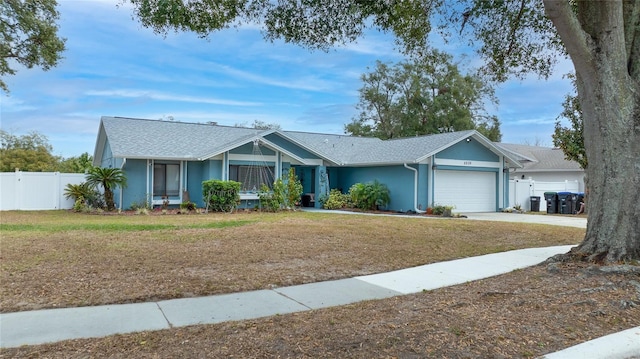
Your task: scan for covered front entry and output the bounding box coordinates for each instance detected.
[433,170,497,212]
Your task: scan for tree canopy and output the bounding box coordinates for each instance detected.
[0,0,66,93]
[57,152,94,173]
[123,0,640,262]
[346,53,501,141]
[0,130,92,173]
[235,120,282,130]
[553,89,586,169]
[0,130,58,172]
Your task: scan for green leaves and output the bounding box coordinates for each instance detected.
[0,130,59,172]
[552,88,586,169]
[1,0,66,92]
[85,167,128,211]
[349,180,390,210]
[345,53,501,140]
[202,180,241,212]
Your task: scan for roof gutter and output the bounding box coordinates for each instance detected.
[403,163,426,214]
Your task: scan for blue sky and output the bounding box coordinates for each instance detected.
[1,0,575,158]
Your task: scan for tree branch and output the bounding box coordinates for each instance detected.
[624,1,640,80]
[506,0,527,57]
[542,0,595,75]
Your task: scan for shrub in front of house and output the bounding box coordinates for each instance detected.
[349,180,390,211]
[431,204,455,217]
[203,180,241,212]
[321,189,351,210]
[258,180,285,212]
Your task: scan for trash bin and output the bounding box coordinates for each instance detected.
[544,192,557,214]
[530,196,541,212]
[557,192,575,214]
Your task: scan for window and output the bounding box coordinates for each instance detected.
[154,163,180,197]
[229,165,275,192]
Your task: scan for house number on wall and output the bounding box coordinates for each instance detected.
[464,161,472,165]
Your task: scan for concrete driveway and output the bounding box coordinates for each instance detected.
[304,208,587,229]
[462,212,587,229]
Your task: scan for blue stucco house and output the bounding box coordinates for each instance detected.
[93,116,523,212]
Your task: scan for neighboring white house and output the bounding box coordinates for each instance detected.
[497,143,585,190]
[497,143,585,212]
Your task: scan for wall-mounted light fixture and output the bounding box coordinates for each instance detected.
[466,138,471,142]
[432,164,438,170]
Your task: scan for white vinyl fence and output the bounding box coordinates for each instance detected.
[0,171,87,211]
[509,179,580,212]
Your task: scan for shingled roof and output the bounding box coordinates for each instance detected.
[96,117,270,161]
[496,143,583,172]
[95,116,522,167]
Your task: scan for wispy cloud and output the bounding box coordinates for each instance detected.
[208,63,339,92]
[85,89,262,107]
[511,117,557,125]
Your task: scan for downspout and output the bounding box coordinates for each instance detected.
[183,161,187,202]
[147,159,151,207]
[403,163,426,213]
[119,158,126,211]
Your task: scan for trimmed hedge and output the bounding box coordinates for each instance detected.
[203,180,241,212]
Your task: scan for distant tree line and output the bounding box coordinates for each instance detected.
[0,130,93,173]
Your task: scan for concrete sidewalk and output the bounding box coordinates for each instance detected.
[3,212,635,357]
[1,246,570,348]
[4,244,638,358]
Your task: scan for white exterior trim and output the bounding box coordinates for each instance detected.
[228,153,278,162]
[434,158,501,168]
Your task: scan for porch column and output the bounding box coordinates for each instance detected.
[316,165,328,208]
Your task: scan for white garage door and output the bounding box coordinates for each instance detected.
[434,170,496,212]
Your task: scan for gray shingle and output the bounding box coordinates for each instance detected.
[496,143,582,171]
[100,117,518,167]
[101,117,266,160]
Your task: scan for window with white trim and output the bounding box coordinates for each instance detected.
[153,163,180,197]
[229,164,275,192]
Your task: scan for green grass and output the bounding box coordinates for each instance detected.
[0,220,253,232]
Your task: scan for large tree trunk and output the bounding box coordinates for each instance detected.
[544,1,640,263]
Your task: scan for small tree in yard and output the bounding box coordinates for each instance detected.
[258,169,303,211]
[285,168,303,210]
[85,167,127,211]
[129,0,640,263]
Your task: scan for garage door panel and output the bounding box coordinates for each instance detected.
[434,170,496,212]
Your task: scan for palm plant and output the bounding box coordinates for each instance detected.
[368,180,390,210]
[349,180,390,210]
[85,167,127,211]
[63,182,94,203]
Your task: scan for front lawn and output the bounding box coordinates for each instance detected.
[1,210,583,313]
[3,210,639,359]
